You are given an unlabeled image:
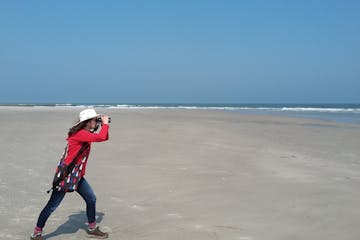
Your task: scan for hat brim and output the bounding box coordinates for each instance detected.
[72,114,101,127]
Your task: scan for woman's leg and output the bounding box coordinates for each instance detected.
[36,190,66,228]
[76,178,109,238]
[76,178,96,224]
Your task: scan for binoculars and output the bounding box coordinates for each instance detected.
[96,117,111,123]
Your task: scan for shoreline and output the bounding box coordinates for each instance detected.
[0,105,359,126]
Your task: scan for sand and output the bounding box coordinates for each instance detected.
[0,107,360,240]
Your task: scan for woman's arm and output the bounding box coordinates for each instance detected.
[72,124,109,142]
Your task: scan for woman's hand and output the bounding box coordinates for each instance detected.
[101,115,110,124]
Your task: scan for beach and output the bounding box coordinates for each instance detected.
[1,107,360,240]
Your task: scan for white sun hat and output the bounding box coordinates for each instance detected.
[74,108,101,126]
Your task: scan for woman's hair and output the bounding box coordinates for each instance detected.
[68,119,90,137]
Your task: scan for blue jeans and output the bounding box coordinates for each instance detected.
[36,178,96,228]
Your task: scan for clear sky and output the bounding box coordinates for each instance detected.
[0,1,359,104]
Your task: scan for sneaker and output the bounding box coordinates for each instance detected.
[87,226,109,239]
[30,232,43,240]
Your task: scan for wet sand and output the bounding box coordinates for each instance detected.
[1,107,360,240]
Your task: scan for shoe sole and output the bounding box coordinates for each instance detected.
[87,234,109,239]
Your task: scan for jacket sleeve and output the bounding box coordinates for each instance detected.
[72,124,109,142]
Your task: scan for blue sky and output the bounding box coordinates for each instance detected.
[0,1,359,104]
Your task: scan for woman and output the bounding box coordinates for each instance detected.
[31,108,110,240]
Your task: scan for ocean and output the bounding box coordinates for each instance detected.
[3,103,360,125]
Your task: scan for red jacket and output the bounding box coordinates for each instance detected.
[64,124,109,177]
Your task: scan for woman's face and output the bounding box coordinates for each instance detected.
[86,118,98,130]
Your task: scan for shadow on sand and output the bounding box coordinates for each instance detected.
[43,211,105,239]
